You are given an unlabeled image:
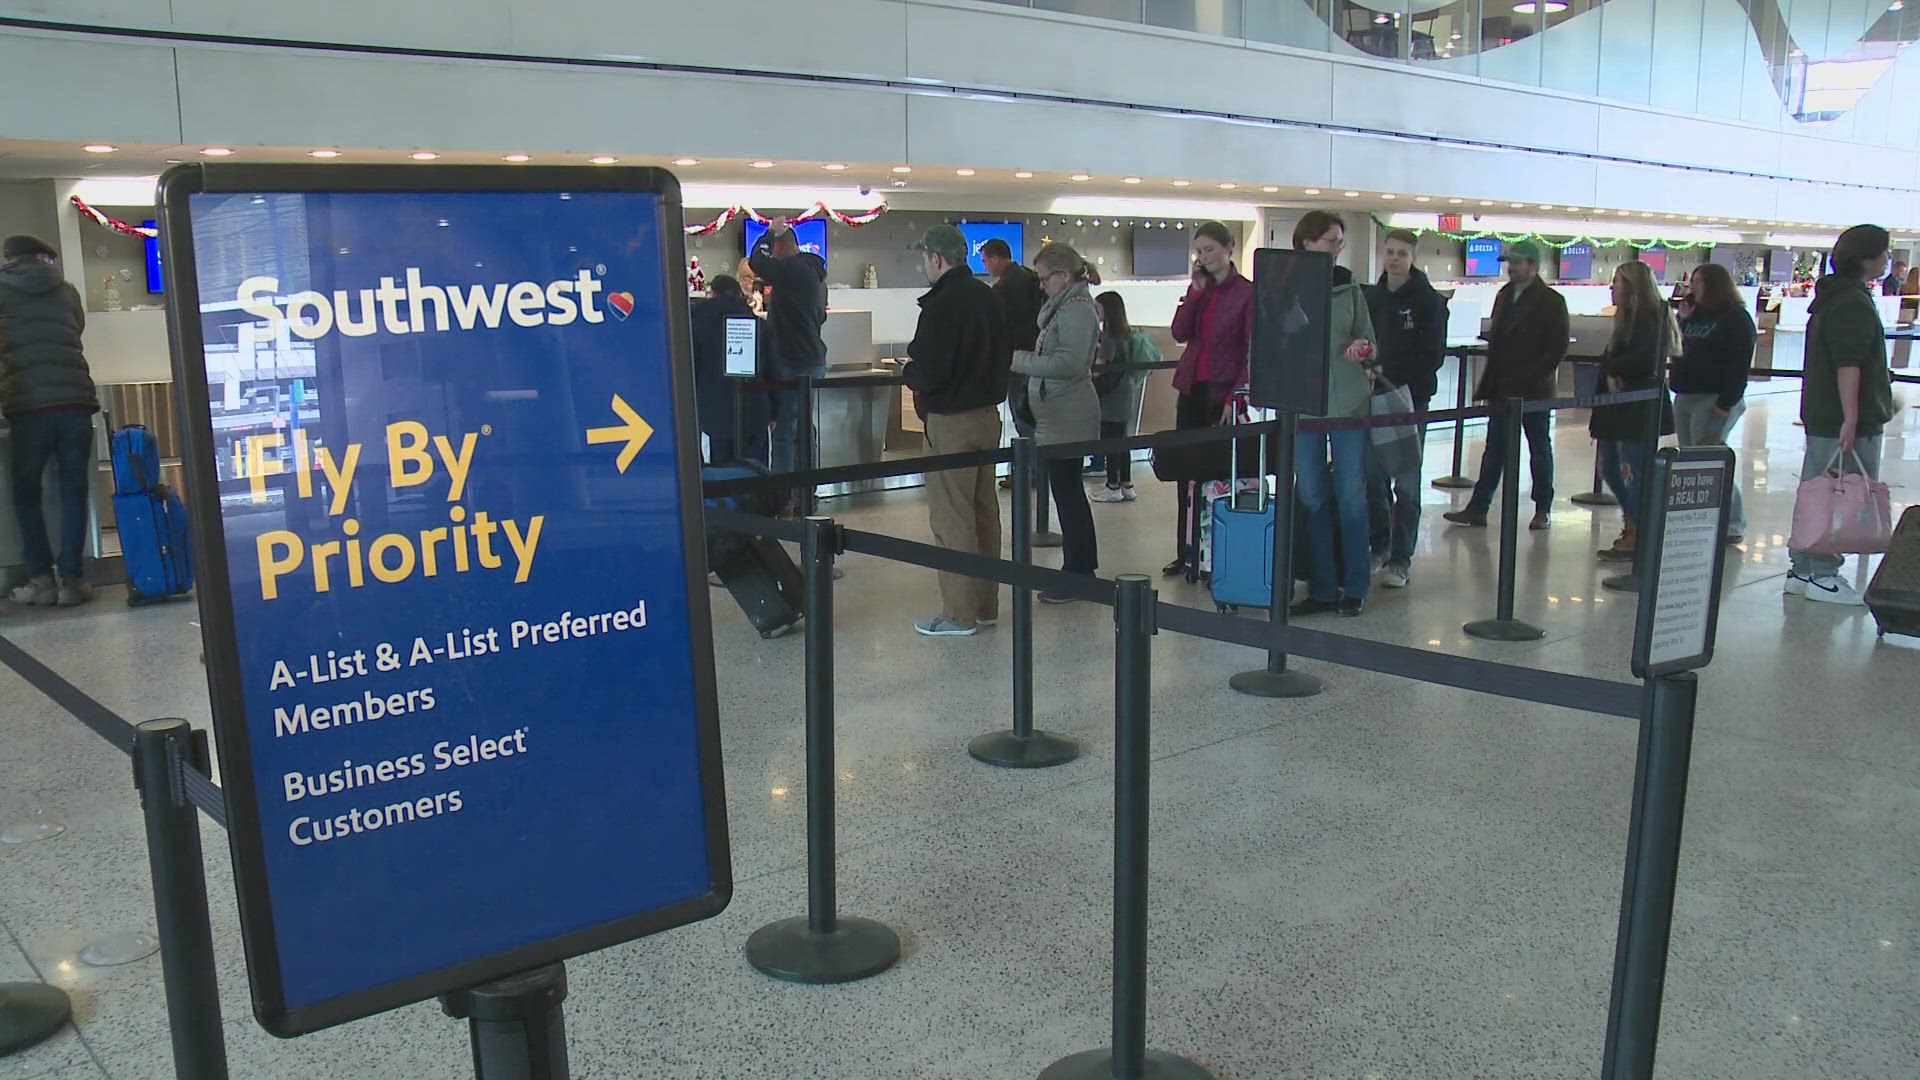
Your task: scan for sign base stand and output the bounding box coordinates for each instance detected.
[0,983,70,1054]
[1040,1048,1213,1079]
[968,730,1079,768]
[1572,490,1619,506]
[744,916,901,985]
[1463,617,1546,642]
[440,963,570,1080]
[1602,572,1641,594]
[1228,668,1323,698]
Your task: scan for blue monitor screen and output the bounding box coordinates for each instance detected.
[144,219,162,293]
[1558,242,1593,281]
[1465,237,1504,277]
[958,222,1024,274]
[743,218,827,261]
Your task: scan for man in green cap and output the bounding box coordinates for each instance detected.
[1445,238,1568,530]
[904,224,1009,637]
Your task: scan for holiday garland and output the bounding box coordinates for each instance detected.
[71,196,158,239]
[684,201,887,236]
[1374,214,1714,250]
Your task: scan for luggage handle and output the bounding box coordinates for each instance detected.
[1225,388,1266,513]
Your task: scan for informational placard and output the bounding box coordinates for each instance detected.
[724,316,759,378]
[1632,447,1736,678]
[159,164,730,1036]
[1248,248,1332,415]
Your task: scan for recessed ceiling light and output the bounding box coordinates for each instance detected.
[589,156,618,165]
[673,157,700,166]
[1014,170,1034,179]
[1303,188,1322,195]
[1415,195,1432,202]
[503,153,530,163]
[1480,200,1494,206]
[1510,202,1525,208]
[309,149,342,159]
[892,165,913,174]
[199,147,234,157]
[823,163,848,171]
[750,160,777,169]
[1538,204,1555,209]
[1123,176,1144,185]
[1344,191,1361,198]
[1263,185,1280,193]
[82,144,115,154]
[1380,193,1397,200]
[956,168,976,177]
[1219,182,1238,190]
[410,151,440,161]
[1070,173,1092,182]
[1449,198,1464,204]
[1746,219,1759,224]
[1172,179,1191,187]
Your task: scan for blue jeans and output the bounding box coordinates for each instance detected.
[1597,438,1650,527]
[1296,429,1371,601]
[9,409,94,579]
[1466,410,1554,514]
[770,366,824,474]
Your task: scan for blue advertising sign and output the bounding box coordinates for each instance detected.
[958,221,1024,274]
[159,165,729,1036]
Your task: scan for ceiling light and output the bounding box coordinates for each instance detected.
[750,160,776,169]
[1374,13,1391,23]
[82,144,116,154]
[822,163,849,171]
[1510,202,1525,207]
[1304,188,1322,195]
[199,147,234,157]
[589,155,618,165]
[1449,198,1464,204]
[1415,195,1431,202]
[503,153,531,163]
[673,157,700,166]
[1512,1,1568,12]
[1380,193,1397,200]
[1123,176,1144,185]
[1538,204,1555,209]
[1746,219,1760,224]
[1172,179,1191,187]
[1219,182,1238,190]
[892,165,913,174]
[1344,191,1361,197]
[1014,170,1034,179]
[1263,185,1280,193]
[410,151,440,161]
[1070,173,1092,182]
[1480,200,1494,206]
[956,168,976,176]
[308,149,342,158]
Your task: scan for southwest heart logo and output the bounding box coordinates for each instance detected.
[607,291,635,321]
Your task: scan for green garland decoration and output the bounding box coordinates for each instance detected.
[1373,215,1716,251]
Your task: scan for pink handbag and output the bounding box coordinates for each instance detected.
[1789,449,1894,554]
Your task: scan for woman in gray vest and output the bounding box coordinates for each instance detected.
[1013,242,1101,599]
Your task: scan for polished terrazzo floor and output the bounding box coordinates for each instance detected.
[1,378,1915,1079]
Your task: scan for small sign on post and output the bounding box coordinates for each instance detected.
[1631,447,1736,678]
[723,316,759,378]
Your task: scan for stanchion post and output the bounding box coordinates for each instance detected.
[1230,414,1324,698]
[440,963,571,1080]
[1041,576,1211,1080]
[1601,673,1700,1080]
[970,439,1079,768]
[1433,348,1475,488]
[746,517,901,983]
[797,374,818,517]
[1465,399,1546,642]
[132,718,229,1080]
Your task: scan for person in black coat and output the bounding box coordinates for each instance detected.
[1363,230,1448,586]
[689,276,771,466]
[749,221,828,473]
[1591,260,1678,562]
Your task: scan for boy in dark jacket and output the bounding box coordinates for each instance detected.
[905,225,1009,636]
[1444,240,1568,531]
[1365,230,1447,587]
[750,221,828,474]
[0,235,99,607]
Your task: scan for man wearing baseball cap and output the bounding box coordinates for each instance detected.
[1444,238,1568,531]
[0,235,99,606]
[903,224,1009,637]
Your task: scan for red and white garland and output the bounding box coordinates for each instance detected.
[684,201,886,236]
[71,196,158,240]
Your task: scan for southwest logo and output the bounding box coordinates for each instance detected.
[607,292,635,321]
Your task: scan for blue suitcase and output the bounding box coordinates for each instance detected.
[109,423,194,606]
[1209,396,1276,612]
[110,425,162,495]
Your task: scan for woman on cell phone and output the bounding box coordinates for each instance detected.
[1165,220,1252,576]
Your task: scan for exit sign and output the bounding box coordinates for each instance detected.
[1439,214,1462,233]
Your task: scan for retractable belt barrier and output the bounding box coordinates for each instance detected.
[1752,366,1920,384]
[754,360,1182,391]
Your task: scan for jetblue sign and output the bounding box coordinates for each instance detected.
[160,165,730,1036]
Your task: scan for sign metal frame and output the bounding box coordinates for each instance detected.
[1630,445,1736,679]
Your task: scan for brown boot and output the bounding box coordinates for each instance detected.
[1597,523,1637,561]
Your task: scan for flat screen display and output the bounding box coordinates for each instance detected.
[1638,246,1669,281]
[144,219,162,293]
[1558,242,1593,281]
[1132,226,1192,278]
[1465,237,1504,277]
[957,222,1024,274]
[743,218,827,261]
[1768,248,1795,282]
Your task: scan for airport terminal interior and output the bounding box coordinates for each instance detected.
[1,1,1917,1078]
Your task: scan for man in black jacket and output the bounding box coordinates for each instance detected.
[0,235,99,607]
[689,276,771,466]
[905,225,1009,637]
[1364,230,1448,588]
[749,220,828,474]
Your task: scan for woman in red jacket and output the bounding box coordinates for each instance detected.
[1165,220,1252,576]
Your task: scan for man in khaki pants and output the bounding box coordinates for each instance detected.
[904,225,1010,637]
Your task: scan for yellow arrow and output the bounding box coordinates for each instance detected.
[585,394,654,473]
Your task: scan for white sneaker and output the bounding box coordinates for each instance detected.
[1803,575,1865,606]
[1092,487,1129,504]
[1120,485,1137,502]
[1381,564,1410,589]
[1782,573,1809,596]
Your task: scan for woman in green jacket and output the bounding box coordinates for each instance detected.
[1290,212,1379,617]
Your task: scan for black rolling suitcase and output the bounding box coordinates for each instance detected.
[704,462,804,639]
[1865,506,1920,639]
